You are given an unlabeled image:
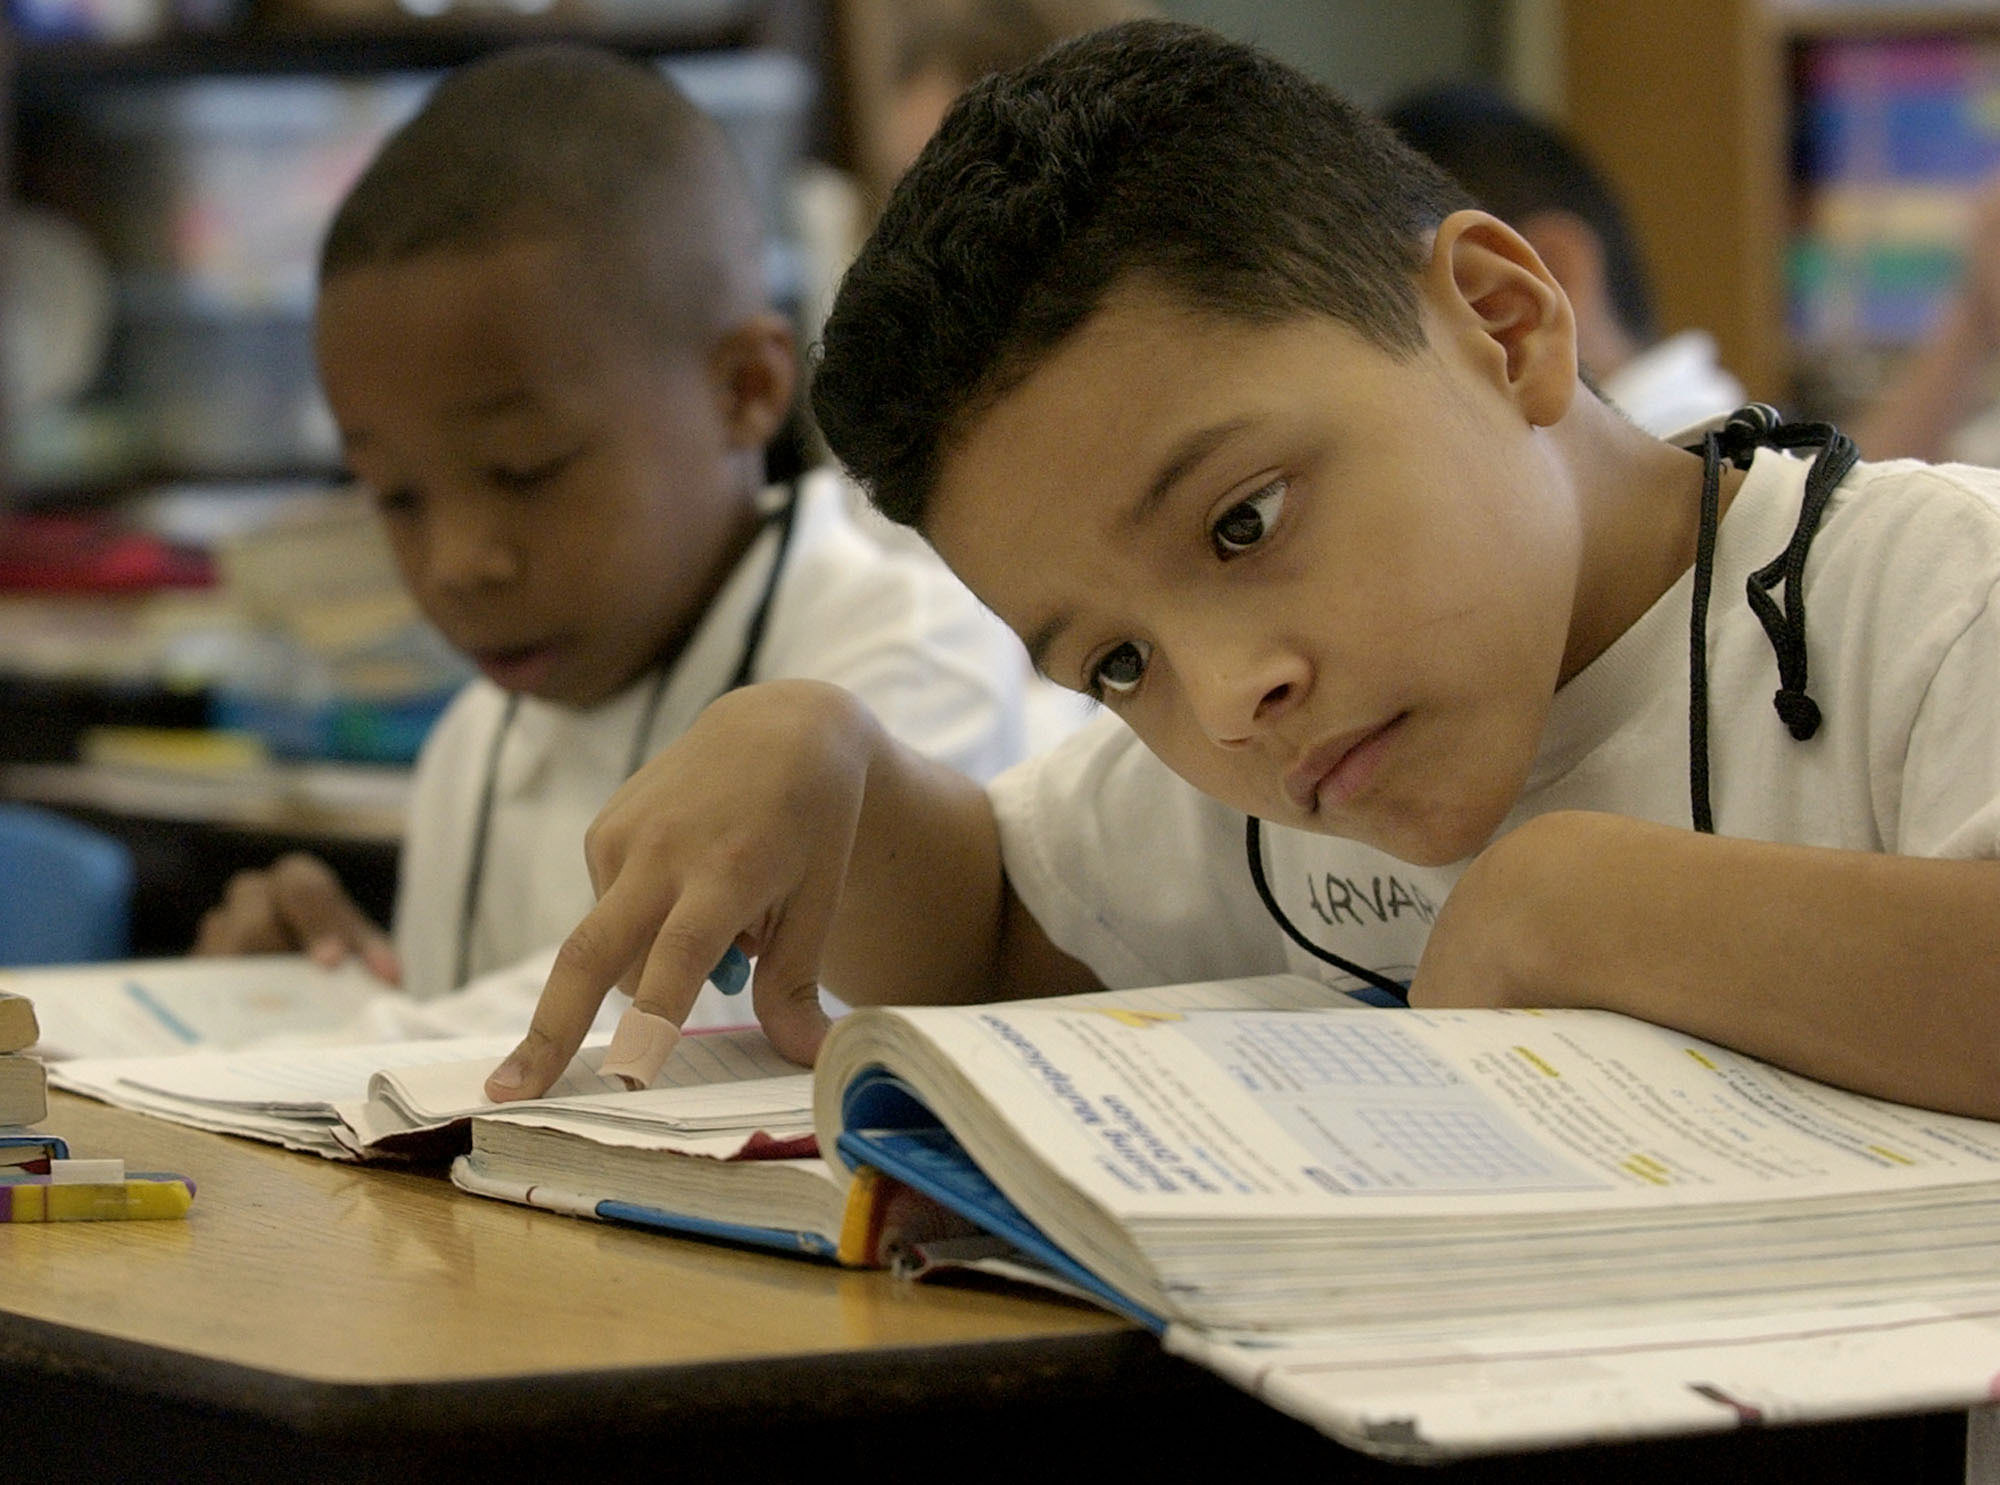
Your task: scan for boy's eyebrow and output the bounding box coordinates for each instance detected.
[1024,613,1071,680]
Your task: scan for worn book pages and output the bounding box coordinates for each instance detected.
[814,983,2000,1458]
[50,1026,812,1162]
[50,1035,524,1156]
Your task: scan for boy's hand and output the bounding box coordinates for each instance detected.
[191,851,402,984]
[485,682,881,1101]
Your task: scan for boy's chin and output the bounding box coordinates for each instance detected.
[1301,802,1505,871]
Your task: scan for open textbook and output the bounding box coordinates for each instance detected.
[44,969,1338,1251]
[810,985,2000,1460]
[50,1025,811,1153]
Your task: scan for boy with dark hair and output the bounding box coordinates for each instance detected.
[489,22,2000,1116]
[1382,81,1744,437]
[194,45,1029,1028]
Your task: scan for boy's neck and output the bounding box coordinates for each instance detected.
[1559,394,1747,687]
[640,488,768,686]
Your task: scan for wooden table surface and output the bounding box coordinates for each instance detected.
[0,1092,1149,1375]
[0,1096,1973,1485]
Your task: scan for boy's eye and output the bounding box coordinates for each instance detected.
[490,449,578,493]
[1090,640,1152,697]
[1211,479,1288,556]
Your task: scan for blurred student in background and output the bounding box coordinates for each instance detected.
[193,47,1031,1023]
[1384,82,1747,438]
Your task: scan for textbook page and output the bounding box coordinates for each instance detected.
[18,956,401,1059]
[48,1034,526,1156]
[54,1034,524,1115]
[15,949,584,1060]
[838,1001,2000,1226]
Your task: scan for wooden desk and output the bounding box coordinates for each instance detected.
[0,1095,1969,1484]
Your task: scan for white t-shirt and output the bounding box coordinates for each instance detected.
[1601,330,1748,439]
[396,467,1030,1012]
[991,446,2000,992]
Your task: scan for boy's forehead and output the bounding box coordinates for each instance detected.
[924,289,1256,568]
[936,282,1360,489]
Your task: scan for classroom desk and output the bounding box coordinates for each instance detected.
[0,1094,1970,1485]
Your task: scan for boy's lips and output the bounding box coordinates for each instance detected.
[472,641,563,692]
[1284,715,1405,814]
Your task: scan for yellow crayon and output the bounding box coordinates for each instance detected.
[0,1173,194,1222]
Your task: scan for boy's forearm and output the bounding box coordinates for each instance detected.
[818,737,1007,1005]
[818,728,1099,1008]
[1417,811,2000,1119]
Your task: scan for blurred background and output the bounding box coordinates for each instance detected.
[0,0,1992,948]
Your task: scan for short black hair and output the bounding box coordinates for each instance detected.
[812,20,1473,529]
[320,43,765,346]
[1382,82,1657,346]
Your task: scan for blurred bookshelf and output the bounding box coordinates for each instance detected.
[1563,0,2000,427]
[0,0,818,505]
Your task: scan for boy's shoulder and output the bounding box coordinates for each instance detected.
[1828,455,2000,563]
[780,465,987,613]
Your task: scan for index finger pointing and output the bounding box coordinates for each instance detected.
[485,891,656,1101]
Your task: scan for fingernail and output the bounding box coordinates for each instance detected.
[486,1056,528,1095]
[309,938,345,968]
[710,945,751,996]
[600,1007,681,1091]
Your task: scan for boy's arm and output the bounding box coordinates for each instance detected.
[486,680,1098,1099]
[1414,810,2000,1119]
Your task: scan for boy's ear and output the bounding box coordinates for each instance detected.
[1424,209,1578,429]
[707,312,799,451]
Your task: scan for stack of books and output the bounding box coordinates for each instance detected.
[0,989,63,1172]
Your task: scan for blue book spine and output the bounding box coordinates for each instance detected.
[834,1070,1166,1333]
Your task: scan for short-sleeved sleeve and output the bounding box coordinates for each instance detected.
[989,713,1288,989]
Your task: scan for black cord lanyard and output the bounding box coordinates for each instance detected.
[453,488,803,989]
[1688,403,1855,832]
[1246,404,1854,1004]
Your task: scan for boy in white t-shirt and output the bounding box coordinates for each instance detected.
[192,46,1029,1021]
[489,22,2000,1114]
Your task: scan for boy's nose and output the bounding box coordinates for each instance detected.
[1182,641,1307,748]
[426,508,523,593]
